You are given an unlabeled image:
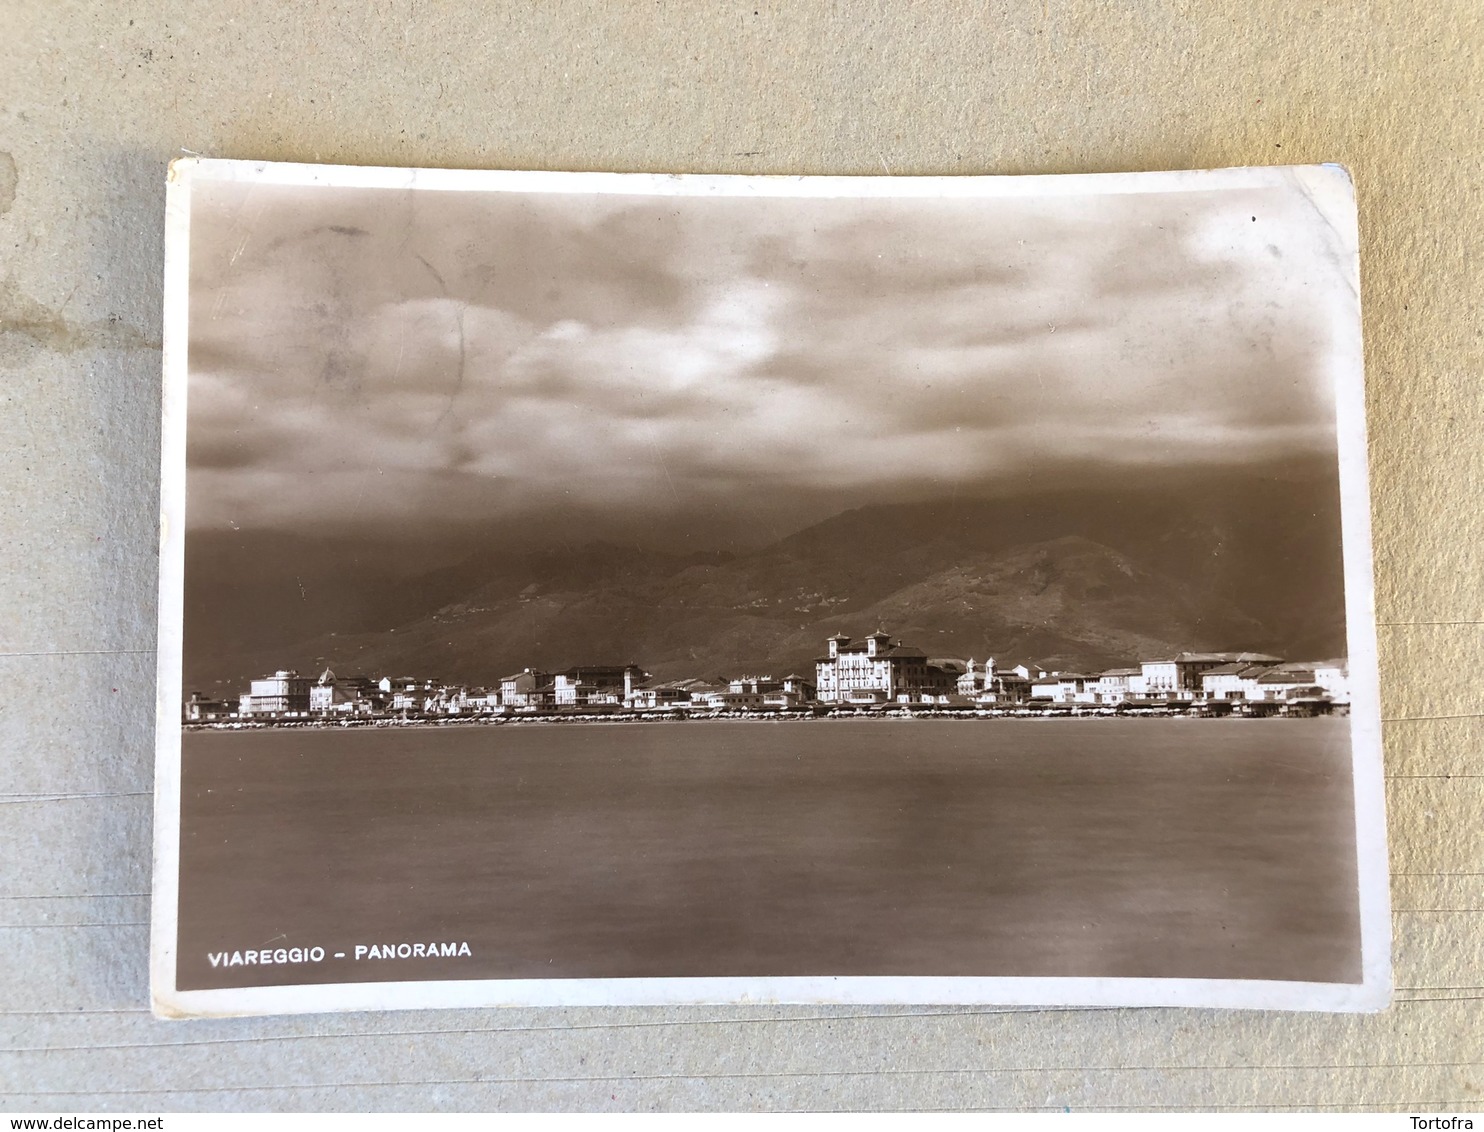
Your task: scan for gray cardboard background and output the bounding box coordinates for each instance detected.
[2,0,1480,1112]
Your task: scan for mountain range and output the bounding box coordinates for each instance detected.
[182,459,1348,693]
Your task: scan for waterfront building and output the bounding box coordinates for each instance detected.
[762,690,806,710]
[626,685,693,711]
[1200,663,1274,701]
[1030,673,1097,703]
[1137,658,1184,697]
[499,668,554,710]
[712,674,815,709]
[813,630,941,704]
[956,658,990,697]
[309,669,381,715]
[729,675,783,695]
[1139,652,1283,698]
[238,670,312,716]
[921,658,965,700]
[1093,668,1141,703]
[183,692,233,722]
[1313,660,1351,705]
[686,682,730,710]
[370,676,443,713]
[1000,661,1050,682]
[309,669,337,713]
[980,672,1031,705]
[974,660,1035,705]
[428,686,476,714]
[390,689,423,712]
[450,687,502,713]
[721,688,768,710]
[1030,675,1058,700]
[379,675,443,708]
[664,677,719,702]
[478,688,507,711]
[783,673,816,699]
[762,673,817,710]
[1249,666,1320,703]
[553,664,646,708]
[1200,663,1241,700]
[953,658,1034,704]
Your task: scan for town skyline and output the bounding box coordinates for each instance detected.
[185,625,1352,724]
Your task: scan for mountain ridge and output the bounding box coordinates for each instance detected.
[183,464,1347,693]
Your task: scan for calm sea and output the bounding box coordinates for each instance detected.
[177,717,1361,989]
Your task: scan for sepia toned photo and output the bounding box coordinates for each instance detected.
[152,160,1389,1017]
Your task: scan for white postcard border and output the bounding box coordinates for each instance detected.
[151,158,1391,1018]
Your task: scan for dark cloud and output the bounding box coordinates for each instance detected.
[184,174,1354,542]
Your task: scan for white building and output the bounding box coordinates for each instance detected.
[1093,668,1141,703]
[1313,660,1350,705]
[957,658,991,697]
[1140,652,1282,698]
[1248,667,1321,703]
[309,669,380,715]
[553,665,645,708]
[957,659,1034,704]
[815,631,933,704]
[1030,673,1097,703]
[458,689,504,713]
[499,669,553,709]
[183,692,233,721]
[686,683,730,710]
[762,689,809,710]
[239,670,311,716]
[626,686,693,711]
[1137,659,1183,697]
[1200,663,1271,701]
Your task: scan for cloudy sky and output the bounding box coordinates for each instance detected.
[186,173,1354,549]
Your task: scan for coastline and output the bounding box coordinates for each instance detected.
[183,704,1347,732]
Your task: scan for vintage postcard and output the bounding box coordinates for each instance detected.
[152,159,1389,1017]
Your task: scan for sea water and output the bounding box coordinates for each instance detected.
[177,717,1360,989]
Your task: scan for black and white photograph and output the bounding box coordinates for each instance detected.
[152,160,1388,1017]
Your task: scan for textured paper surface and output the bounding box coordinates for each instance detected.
[2,0,1481,1112]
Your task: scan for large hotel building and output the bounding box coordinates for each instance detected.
[814,630,956,704]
